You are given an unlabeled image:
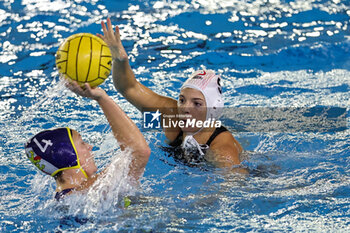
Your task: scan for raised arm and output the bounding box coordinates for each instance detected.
[97,18,181,141]
[97,18,177,112]
[67,82,150,181]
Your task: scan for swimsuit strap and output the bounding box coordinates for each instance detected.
[169,130,183,147]
[55,188,75,201]
[205,126,228,146]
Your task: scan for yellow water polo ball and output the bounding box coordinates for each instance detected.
[56,33,112,87]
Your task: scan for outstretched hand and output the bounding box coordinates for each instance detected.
[97,18,128,61]
[65,81,106,101]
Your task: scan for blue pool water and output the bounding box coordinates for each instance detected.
[1,0,349,232]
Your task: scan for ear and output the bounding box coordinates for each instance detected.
[208,99,224,120]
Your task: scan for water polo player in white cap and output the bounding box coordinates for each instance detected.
[98,18,243,168]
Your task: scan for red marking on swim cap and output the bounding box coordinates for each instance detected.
[198,71,206,75]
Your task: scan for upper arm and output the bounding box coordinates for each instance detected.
[128,146,151,183]
[206,132,242,167]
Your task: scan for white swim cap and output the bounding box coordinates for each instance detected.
[180,70,224,121]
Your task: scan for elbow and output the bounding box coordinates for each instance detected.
[140,145,151,159]
[113,80,135,98]
[134,144,151,168]
[113,79,125,95]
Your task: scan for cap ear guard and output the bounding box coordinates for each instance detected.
[206,98,224,120]
[51,128,88,178]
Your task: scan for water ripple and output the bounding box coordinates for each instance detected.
[0,0,349,232]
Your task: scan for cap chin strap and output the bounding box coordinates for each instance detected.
[67,127,89,179]
[79,167,88,179]
[182,135,205,156]
[51,165,88,179]
[181,126,206,156]
[51,128,89,179]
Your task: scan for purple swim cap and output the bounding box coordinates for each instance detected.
[25,127,88,178]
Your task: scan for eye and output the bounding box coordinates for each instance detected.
[194,102,202,107]
[178,97,184,104]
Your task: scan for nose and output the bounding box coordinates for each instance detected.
[180,101,193,114]
[88,144,93,151]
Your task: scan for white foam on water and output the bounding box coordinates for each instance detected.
[61,149,137,217]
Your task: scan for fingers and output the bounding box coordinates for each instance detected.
[107,18,113,32]
[114,26,120,38]
[64,80,75,90]
[101,18,113,35]
[101,18,120,39]
[64,80,104,101]
[101,20,107,36]
[65,80,84,93]
[65,81,82,93]
[84,83,93,93]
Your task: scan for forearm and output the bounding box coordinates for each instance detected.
[96,92,147,152]
[97,93,150,181]
[113,58,175,112]
[112,57,138,95]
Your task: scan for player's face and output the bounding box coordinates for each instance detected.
[72,131,97,177]
[177,88,207,132]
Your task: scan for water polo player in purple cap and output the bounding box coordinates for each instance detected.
[97,19,244,169]
[25,82,150,200]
